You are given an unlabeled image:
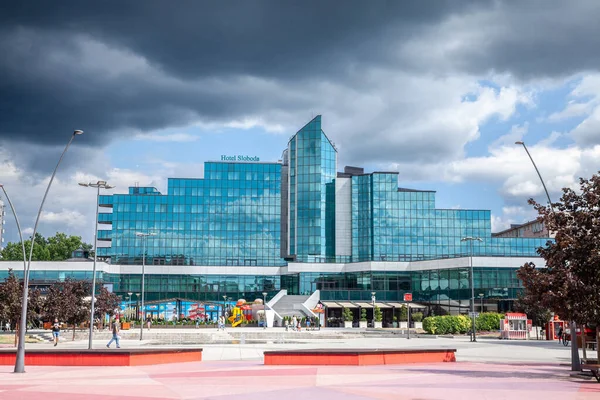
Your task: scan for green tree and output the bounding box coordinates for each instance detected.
[1,232,91,261]
[44,279,91,340]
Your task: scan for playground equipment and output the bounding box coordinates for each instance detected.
[228,299,252,327]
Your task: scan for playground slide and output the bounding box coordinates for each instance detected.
[228,305,244,327]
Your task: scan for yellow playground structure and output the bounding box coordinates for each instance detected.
[228,299,250,327]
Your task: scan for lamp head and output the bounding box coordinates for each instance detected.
[105,185,115,189]
[74,130,84,135]
[515,141,524,145]
[78,182,89,187]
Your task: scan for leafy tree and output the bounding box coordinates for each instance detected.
[1,232,91,261]
[44,279,91,340]
[93,285,120,328]
[0,269,44,345]
[518,172,600,365]
[360,309,367,321]
[514,294,553,339]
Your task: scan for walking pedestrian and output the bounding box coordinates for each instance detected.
[557,326,563,342]
[51,318,60,347]
[106,318,121,349]
[292,316,297,331]
[146,316,151,331]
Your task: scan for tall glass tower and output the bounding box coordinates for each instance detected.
[287,115,337,261]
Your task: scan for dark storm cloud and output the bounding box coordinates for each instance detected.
[0,0,599,155]
[0,0,488,148]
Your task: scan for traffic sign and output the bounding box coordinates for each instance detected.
[468,312,480,318]
[403,293,412,302]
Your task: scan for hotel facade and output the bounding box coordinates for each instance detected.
[0,116,550,323]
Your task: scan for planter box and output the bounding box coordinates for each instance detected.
[344,321,353,328]
[359,321,367,328]
[121,322,131,330]
[374,321,382,328]
[414,322,423,329]
[399,322,408,329]
[392,322,398,328]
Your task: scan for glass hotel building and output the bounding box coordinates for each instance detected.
[1,116,550,319]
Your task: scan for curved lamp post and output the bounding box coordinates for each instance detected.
[136,231,156,340]
[15,130,83,373]
[0,185,27,274]
[78,180,114,349]
[515,141,580,371]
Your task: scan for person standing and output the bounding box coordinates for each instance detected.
[51,318,60,347]
[146,316,151,331]
[106,318,121,349]
[292,316,297,331]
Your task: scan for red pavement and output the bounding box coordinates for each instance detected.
[0,360,598,399]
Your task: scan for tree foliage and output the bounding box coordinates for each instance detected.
[517,172,600,360]
[0,269,43,329]
[44,278,91,340]
[94,285,120,326]
[0,232,92,261]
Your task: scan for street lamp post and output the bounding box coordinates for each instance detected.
[15,130,83,373]
[461,236,482,343]
[371,292,376,328]
[515,141,580,371]
[78,180,114,349]
[136,232,156,341]
[222,295,227,317]
[0,185,27,276]
[262,292,267,329]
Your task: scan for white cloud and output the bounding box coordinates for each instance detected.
[489,123,528,150]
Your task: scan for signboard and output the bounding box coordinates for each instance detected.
[403,293,413,302]
[468,312,480,318]
[221,155,260,162]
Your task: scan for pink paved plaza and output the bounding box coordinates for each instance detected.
[0,360,598,399]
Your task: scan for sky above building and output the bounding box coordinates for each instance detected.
[1,1,600,244]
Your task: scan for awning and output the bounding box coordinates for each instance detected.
[354,302,373,308]
[375,302,392,308]
[321,301,341,308]
[337,302,357,308]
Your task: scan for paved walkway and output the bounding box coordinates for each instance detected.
[0,336,597,399]
[0,360,598,399]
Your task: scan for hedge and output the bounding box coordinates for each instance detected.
[422,313,504,335]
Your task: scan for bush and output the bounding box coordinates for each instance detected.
[422,315,471,335]
[374,306,382,322]
[360,309,367,321]
[342,308,353,322]
[398,305,408,321]
[476,312,503,332]
[411,312,423,322]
